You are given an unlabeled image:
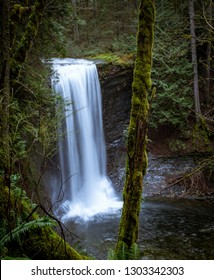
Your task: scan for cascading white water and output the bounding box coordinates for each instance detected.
[51,58,121,222]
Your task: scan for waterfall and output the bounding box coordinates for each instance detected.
[51,58,121,222]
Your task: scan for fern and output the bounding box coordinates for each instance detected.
[107,242,128,260]
[0,219,7,240]
[129,243,140,260]
[107,248,117,260]
[108,242,140,260]
[119,242,128,260]
[0,217,56,248]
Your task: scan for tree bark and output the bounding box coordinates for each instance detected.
[116,0,155,254]
[205,0,213,104]
[72,0,79,43]
[0,0,11,189]
[189,0,201,119]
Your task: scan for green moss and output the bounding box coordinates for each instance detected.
[0,183,37,223]
[11,4,30,21]
[23,226,87,260]
[192,118,212,153]
[11,1,46,80]
[88,53,135,67]
[116,0,155,257]
[0,182,88,260]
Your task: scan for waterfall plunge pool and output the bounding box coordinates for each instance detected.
[62,197,214,260]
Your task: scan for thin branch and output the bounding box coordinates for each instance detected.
[203,3,214,30]
[157,155,214,194]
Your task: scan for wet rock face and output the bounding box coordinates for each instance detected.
[98,65,133,191]
[99,66,200,199]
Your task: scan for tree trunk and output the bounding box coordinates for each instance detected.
[0,0,4,75]
[205,0,212,104]
[10,0,46,81]
[116,0,155,255]
[189,0,201,119]
[93,0,96,17]
[72,0,79,43]
[1,0,11,189]
[23,225,87,260]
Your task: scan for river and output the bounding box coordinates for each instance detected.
[64,198,214,260]
[62,156,214,260]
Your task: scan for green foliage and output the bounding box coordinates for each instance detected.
[192,118,212,152]
[168,139,186,152]
[0,217,56,249]
[111,34,137,54]
[0,170,37,230]
[0,171,37,258]
[129,242,140,259]
[149,1,193,131]
[0,172,86,260]
[0,61,65,186]
[0,2,71,260]
[58,0,140,57]
[108,242,140,260]
[29,0,73,58]
[88,53,134,66]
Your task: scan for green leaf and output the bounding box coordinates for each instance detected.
[0,217,56,248]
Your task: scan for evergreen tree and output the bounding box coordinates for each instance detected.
[150,0,193,131]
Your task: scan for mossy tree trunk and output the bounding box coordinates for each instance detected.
[116,0,155,254]
[1,0,47,171]
[1,0,11,190]
[10,0,46,81]
[0,0,46,227]
[0,185,88,260]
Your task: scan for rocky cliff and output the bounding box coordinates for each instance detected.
[98,64,133,191]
